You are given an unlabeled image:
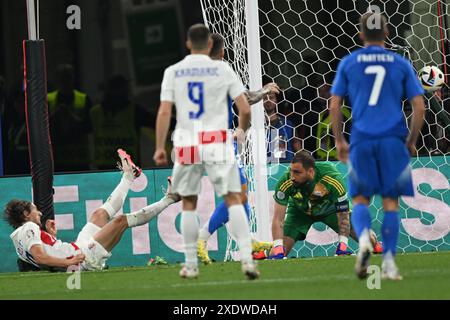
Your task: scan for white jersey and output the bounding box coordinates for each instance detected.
[160,54,245,148]
[10,222,79,267]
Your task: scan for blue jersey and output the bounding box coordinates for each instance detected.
[331,45,424,144]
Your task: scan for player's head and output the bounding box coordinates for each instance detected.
[290,151,315,185]
[359,12,389,44]
[209,33,225,60]
[263,91,278,114]
[186,23,212,53]
[4,200,42,229]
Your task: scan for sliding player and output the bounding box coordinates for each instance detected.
[6,149,180,271]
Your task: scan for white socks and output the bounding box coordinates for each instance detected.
[198,225,211,241]
[339,235,349,245]
[228,205,253,263]
[126,197,175,227]
[100,175,133,219]
[181,211,200,267]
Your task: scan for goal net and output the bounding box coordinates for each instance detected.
[201,0,450,260]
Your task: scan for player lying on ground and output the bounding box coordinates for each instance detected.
[154,24,259,280]
[253,151,382,260]
[330,12,425,280]
[196,33,277,265]
[6,149,180,271]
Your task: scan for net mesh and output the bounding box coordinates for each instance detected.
[201,0,450,260]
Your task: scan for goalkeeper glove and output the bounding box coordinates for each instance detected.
[268,245,285,259]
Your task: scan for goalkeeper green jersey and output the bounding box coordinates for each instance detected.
[273,163,348,217]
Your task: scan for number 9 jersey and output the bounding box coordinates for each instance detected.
[160,54,245,149]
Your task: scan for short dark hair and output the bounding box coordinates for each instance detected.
[291,151,315,169]
[4,200,32,229]
[360,12,388,42]
[187,24,210,50]
[210,33,224,58]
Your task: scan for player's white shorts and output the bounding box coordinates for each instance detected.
[74,222,111,271]
[171,142,242,197]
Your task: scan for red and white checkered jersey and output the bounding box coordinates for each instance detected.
[10,222,79,267]
[160,54,245,147]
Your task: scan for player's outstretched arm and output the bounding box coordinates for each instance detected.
[30,244,85,268]
[154,101,173,166]
[271,202,287,258]
[245,82,280,105]
[329,95,349,163]
[234,93,251,144]
[406,95,426,155]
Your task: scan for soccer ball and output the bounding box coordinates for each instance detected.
[418,65,445,92]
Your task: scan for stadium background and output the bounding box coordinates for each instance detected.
[0,0,448,273]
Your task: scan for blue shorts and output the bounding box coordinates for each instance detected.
[233,140,247,185]
[239,165,247,185]
[348,136,414,198]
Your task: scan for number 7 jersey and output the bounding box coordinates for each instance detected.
[331,45,424,144]
[160,54,245,148]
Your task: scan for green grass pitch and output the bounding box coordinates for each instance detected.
[0,251,449,300]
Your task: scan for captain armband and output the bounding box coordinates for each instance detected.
[335,200,349,213]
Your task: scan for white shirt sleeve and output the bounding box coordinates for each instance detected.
[223,63,245,100]
[160,66,175,102]
[22,222,42,252]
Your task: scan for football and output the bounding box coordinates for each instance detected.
[418,65,445,91]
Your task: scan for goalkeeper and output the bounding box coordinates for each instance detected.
[254,151,382,259]
[196,33,277,264]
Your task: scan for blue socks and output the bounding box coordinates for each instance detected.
[381,211,400,256]
[351,203,372,239]
[208,200,251,234]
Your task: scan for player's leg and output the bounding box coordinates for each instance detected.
[380,197,402,280]
[172,162,203,278]
[197,160,251,263]
[91,149,140,228]
[348,141,379,279]
[74,149,141,254]
[209,159,258,279]
[378,137,413,280]
[90,179,181,252]
[197,200,227,265]
[349,223,383,254]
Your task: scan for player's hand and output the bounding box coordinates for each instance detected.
[336,140,349,163]
[233,128,246,146]
[67,254,85,266]
[406,140,417,156]
[267,245,285,259]
[45,219,57,237]
[153,148,168,166]
[263,82,280,95]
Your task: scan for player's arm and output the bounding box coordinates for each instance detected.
[29,244,85,268]
[329,58,349,162]
[406,95,425,154]
[269,202,287,259]
[154,101,173,166]
[329,95,349,163]
[233,93,251,145]
[272,201,287,242]
[245,82,280,105]
[154,67,175,166]
[335,198,351,241]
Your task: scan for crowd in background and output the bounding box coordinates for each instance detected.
[0,64,448,176]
